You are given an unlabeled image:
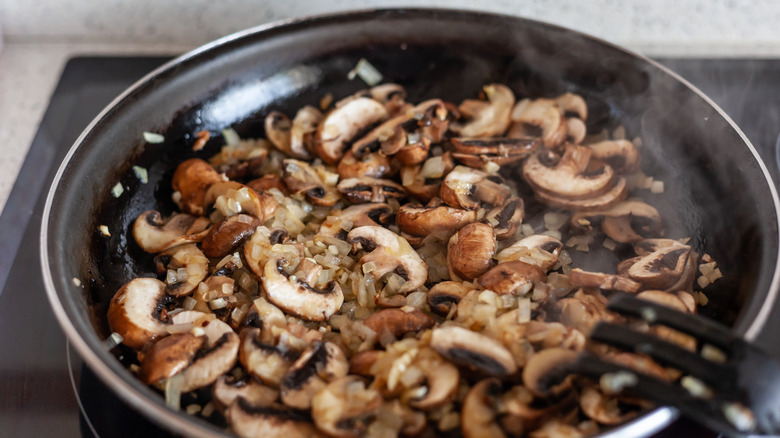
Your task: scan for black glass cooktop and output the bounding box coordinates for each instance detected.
[1,55,779,437]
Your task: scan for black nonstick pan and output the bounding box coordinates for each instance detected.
[40,8,780,437]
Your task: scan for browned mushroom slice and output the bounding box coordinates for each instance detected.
[212,375,279,414]
[311,376,382,438]
[361,308,435,340]
[244,227,299,279]
[265,107,323,159]
[534,176,628,211]
[568,268,642,293]
[337,150,392,179]
[133,210,210,253]
[247,174,287,194]
[570,199,662,243]
[451,84,515,138]
[461,378,507,438]
[227,398,320,438]
[365,83,408,115]
[496,234,564,270]
[172,158,223,215]
[348,350,381,376]
[447,222,496,281]
[430,325,517,377]
[107,277,170,350]
[154,243,209,296]
[426,281,475,316]
[588,139,640,174]
[262,256,344,322]
[281,159,340,207]
[510,98,568,148]
[556,289,614,334]
[337,177,406,204]
[627,244,692,290]
[201,213,261,258]
[138,332,204,385]
[314,97,388,164]
[280,341,349,409]
[204,181,278,222]
[403,348,460,410]
[479,260,546,295]
[566,117,587,144]
[239,327,297,387]
[395,134,431,166]
[555,93,588,120]
[523,144,615,199]
[451,137,540,168]
[484,197,525,240]
[347,226,428,294]
[522,347,578,397]
[633,238,687,256]
[318,203,394,239]
[580,386,638,425]
[400,152,456,203]
[440,165,512,210]
[396,201,477,239]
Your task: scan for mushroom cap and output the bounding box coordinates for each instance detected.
[201,213,261,258]
[523,144,615,199]
[171,158,223,215]
[452,84,515,138]
[447,222,496,281]
[138,332,204,385]
[262,256,344,322]
[315,97,388,164]
[361,308,435,339]
[227,398,320,438]
[107,277,170,350]
[347,226,428,294]
[430,325,517,377]
[132,210,210,253]
[396,202,477,238]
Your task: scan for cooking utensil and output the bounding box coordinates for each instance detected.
[574,293,780,436]
[40,8,780,437]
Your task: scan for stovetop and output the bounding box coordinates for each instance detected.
[1,55,779,437]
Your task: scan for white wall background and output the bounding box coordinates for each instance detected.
[2,0,779,55]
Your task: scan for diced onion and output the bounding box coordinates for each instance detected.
[104,332,124,350]
[165,373,185,410]
[143,131,165,144]
[347,58,383,86]
[132,166,148,184]
[111,182,124,198]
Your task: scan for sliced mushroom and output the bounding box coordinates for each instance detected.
[337,150,393,179]
[212,375,279,414]
[556,290,614,334]
[496,234,564,270]
[280,341,349,409]
[204,181,278,222]
[347,226,428,294]
[522,347,578,398]
[265,107,323,159]
[227,398,320,438]
[534,176,627,211]
[568,268,642,293]
[239,327,298,387]
[396,201,477,239]
[361,308,435,340]
[430,325,517,377]
[138,332,204,385]
[451,137,540,168]
[281,159,340,207]
[566,117,587,144]
[172,158,223,215]
[154,243,209,296]
[262,256,344,321]
[570,199,662,243]
[201,214,261,258]
[311,376,382,438]
[484,197,525,240]
[132,210,210,253]
[461,378,507,438]
[365,83,407,115]
[588,139,640,174]
[451,84,515,138]
[627,244,692,290]
[447,222,496,281]
[555,93,588,120]
[523,144,615,199]
[440,165,512,210]
[400,153,456,203]
[479,260,546,295]
[580,386,637,425]
[318,203,394,239]
[395,134,431,166]
[244,227,298,279]
[247,174,287,194]
[337,177,406,204]
[107,277,171,350]
[510,98,568,148]
[170,310,240,392]
[426,281,474,316]
[398,347,460,410]
[315,97,388,164]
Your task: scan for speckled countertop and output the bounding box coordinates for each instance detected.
[1,0,779,213]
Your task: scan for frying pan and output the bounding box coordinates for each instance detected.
[40,8,780,437]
